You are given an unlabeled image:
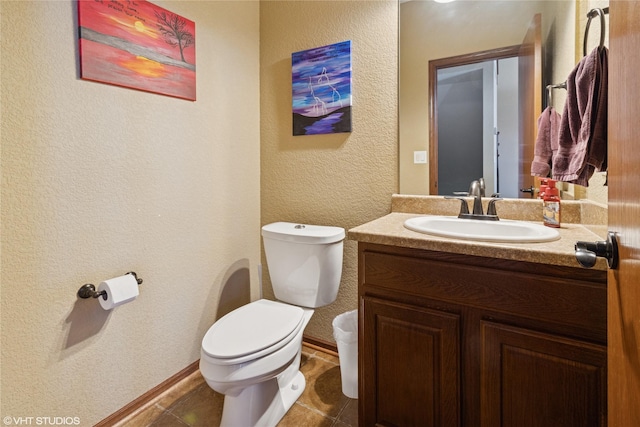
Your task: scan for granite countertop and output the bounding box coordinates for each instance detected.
[348,195,609,271]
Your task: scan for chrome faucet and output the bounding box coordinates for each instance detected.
[468,179,484,215]
[447,178,501,221]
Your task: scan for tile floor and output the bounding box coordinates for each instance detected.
[116,345,357,426]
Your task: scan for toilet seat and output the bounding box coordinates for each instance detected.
[202,299,304,364]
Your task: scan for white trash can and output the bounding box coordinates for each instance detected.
[332,309,358,398]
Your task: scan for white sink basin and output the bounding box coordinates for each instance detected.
[404,216,560,243]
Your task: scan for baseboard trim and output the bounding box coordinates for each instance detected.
[94,360,199,427]
[303,334,339,357]
[95,337,337,425]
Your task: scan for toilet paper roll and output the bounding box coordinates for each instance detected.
[97,274,140,310]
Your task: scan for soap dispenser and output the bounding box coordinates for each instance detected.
[538,178,549,199]
[542,180,561,228]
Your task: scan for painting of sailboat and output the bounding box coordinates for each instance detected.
[78,0,196,100]
[292,41,352,135]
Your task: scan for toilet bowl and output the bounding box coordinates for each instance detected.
[200,299,310,396]
[199,222,345,427]
[200,299,314,426]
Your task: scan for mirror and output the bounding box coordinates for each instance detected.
[399,0,579,197]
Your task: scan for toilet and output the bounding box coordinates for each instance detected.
[199,222,345,427]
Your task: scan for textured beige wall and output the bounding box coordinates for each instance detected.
[1,1,260,423]
[260,1,399,343]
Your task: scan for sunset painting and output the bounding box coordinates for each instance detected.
[292,41,352,136]
[78,0,196,100]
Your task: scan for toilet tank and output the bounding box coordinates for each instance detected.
[261,222,345,308]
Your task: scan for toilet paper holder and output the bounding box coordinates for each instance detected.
[77,271,143,300]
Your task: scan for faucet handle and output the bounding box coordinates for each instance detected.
[486,198,503,217]
[445,196,470,215]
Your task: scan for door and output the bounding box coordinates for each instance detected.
[361,296,460,426]
[608,1,640,425]
[434,59,520,198]
[481,321,607,427]
[436,64,485,195]
[518,13,542,198]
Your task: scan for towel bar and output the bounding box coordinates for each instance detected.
[546,82,567,108]
[583,7,609,56]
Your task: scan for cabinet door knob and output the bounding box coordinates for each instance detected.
[575,231,619,269]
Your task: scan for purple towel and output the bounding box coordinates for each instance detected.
[553,47,608,186]
[531,106,562,177]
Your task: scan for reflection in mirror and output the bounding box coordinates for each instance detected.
[432,49,521,198]
[399,0,586,199]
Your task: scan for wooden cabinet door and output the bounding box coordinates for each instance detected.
[361,296,461,427]
[480,321,607,427]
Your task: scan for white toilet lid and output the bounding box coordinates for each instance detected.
[202,299,304,359]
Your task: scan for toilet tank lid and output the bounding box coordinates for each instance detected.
[202,299,304,359]
[262,222,345,244]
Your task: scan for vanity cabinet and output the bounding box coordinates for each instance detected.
[358,243,607,427]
